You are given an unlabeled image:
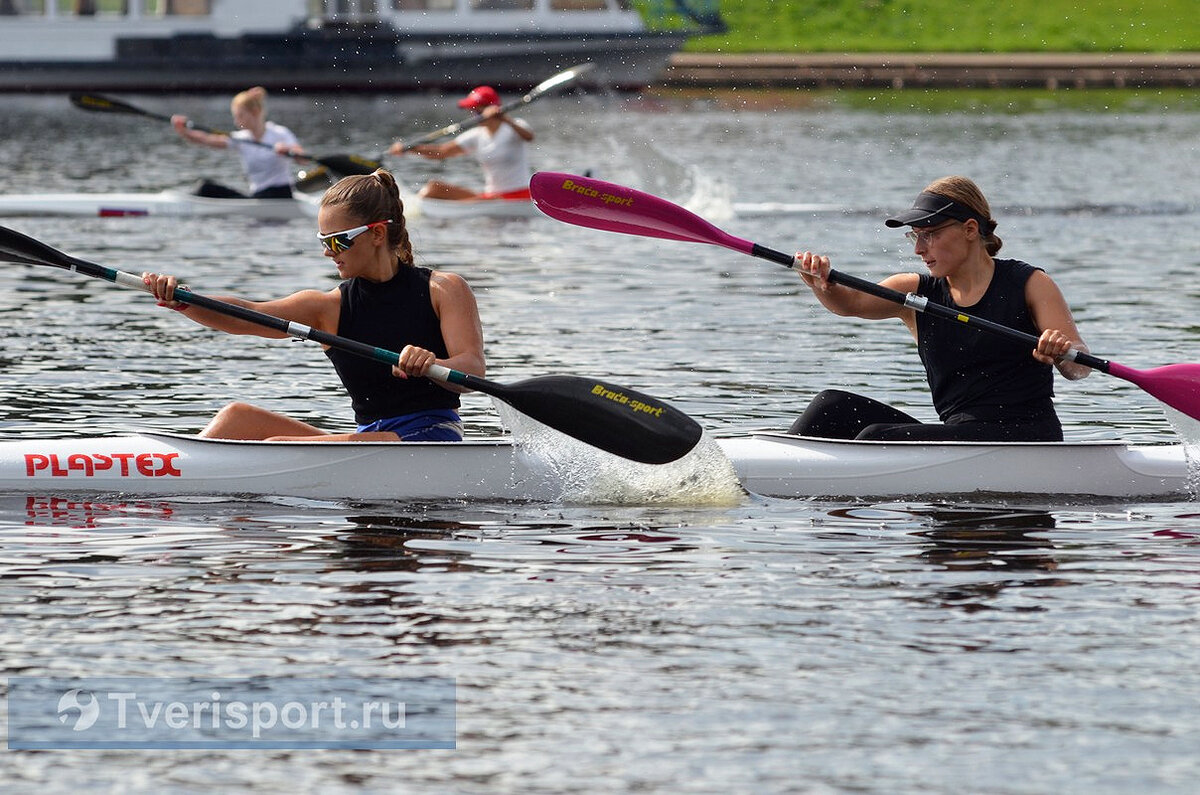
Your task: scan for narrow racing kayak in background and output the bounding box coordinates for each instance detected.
[401,191,540,220]
[0,190,321,219]
[0,188,536,221]
[0,431,1188,501]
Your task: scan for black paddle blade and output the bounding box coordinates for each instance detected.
[70,92,136,115]
[0,225,78,269]
[484,375,703,465]
[314,154,382,177]
[294,167,334,193]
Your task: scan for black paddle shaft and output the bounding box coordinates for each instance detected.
[159,292,702,465]
[0,225,701,465]
[69,92,380,174]
[162,294,703,464]
[749,242,1113,373]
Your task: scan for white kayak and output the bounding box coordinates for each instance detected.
[0,188,537,222]
[0,431,1189,501]
[0,190,321,219]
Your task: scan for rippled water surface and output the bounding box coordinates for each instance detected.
[1,89,1199,792]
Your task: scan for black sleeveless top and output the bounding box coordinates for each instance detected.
[324,266,459,424]
[916,259,1056,423]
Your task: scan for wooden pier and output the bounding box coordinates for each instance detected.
[658,52,1200,90]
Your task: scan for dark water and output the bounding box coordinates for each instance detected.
[1,89,1199,792]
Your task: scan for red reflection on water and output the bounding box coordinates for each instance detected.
[24,496,175,529]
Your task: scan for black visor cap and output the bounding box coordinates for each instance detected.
[885,191,989,229]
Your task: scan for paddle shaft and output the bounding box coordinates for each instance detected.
[529,171,1200,423]
[403,63,594,149]
[0,223,701,463]
[529,171,1112,374]
[744,242,1111,373]
[291,64,595,190]
[294,63,595,190]
[170,288,480,392]
[39,255,482,391]
[69,92,379,173]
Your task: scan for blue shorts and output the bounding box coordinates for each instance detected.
[357,409,463,441]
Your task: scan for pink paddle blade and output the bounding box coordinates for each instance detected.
[530,171,756,255]
[1106,362,1200,422]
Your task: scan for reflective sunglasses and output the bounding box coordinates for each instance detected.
[904,220,960,246]
[317,220,391,254]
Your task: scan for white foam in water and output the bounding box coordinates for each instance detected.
[599,137,736,223]
[495,402,744,506]
[1163,407,1200,493]
[681,169,735,223]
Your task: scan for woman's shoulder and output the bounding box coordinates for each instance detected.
[994,258,1047,288]
[995,257,1041,273]
[427,269,476,309]
[428,268,471,291]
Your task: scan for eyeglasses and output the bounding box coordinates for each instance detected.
[317,220,391,254]
[904,221,959,247]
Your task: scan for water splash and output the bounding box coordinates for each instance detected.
[495,403,744,506]
[595,137,736,222]
[1163,407,1200,494]
[681,169,736,223]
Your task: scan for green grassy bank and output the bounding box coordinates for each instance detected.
[679,0,1199,53]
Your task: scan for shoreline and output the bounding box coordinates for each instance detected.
[658,52,1200,89]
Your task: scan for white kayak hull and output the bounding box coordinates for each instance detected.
[0,431,1189,501]
[722,432,1190,500]
[0,190,321,219]
[0,189,534,221]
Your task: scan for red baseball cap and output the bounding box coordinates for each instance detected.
[458,85,500,110]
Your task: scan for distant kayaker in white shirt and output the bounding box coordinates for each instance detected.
[388,85,536,201]
[170,86,302,199]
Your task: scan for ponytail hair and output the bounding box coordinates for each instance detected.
[924,175,1003,256]
[232,86,268,116]
[320,169,414,265]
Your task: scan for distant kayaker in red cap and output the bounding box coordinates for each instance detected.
[387,85,536,201]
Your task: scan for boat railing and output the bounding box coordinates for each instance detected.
[0,0,213,18]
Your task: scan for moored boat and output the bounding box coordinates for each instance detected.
[0,0,723,94]
[0,189,321,219]
[0,430,1189,501]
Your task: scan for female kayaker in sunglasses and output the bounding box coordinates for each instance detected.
[792,175,1091,442]
[144,169,485,442]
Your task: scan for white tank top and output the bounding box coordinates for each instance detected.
[229,122,299,194]
[454,118,533,194]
